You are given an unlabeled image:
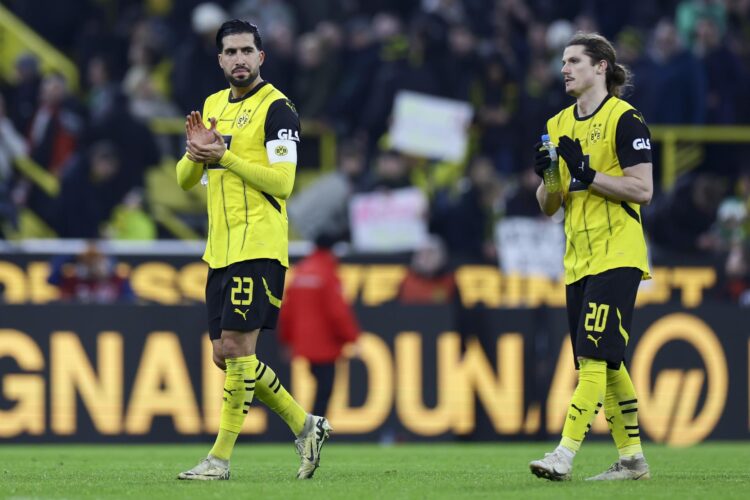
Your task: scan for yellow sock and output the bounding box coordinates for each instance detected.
[561,358,607,452]
[255,359,307,436]
[604,362,643,458]
[209,354,258,460]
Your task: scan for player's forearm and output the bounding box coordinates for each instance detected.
[176,155,203,190]
[536,183,562,216]
[590,172,652,205]
[220,150,295,199]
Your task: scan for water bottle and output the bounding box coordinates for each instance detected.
[541,134,561,193]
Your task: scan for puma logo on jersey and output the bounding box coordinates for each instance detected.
[587,334,602,347]
[234,308,250,320]
[277,129,300,141]
[632,138,651,150]
[606,415,615,424]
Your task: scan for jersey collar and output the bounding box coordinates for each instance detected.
[228,80,269,103]
[574,94,612,121]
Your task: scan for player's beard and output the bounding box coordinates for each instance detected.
[225,67,258,88]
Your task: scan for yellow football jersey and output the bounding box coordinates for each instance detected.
[546,95,652,284]
[196,82,299,269]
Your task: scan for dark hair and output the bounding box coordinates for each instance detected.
[566,32,632,97]
[216,19,263,52]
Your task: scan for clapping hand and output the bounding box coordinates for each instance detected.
[185,111,226,163]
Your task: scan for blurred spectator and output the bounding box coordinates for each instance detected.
[291,31,338,119]
[83,91,160,206]
[327,16,379,136]
[85,54,121,124]
[519,56,567,151]
[1,54,42,133]
[676,0,727,47]
[645,172,730,256]
[260,22,297,94]
[709,167,750,303]
[287,140,365,241]
[360,13,453,150]
[27,73,84,177]
[430,156,503,265]
[398,235,456,304]
[54,141,129,238]
[445,22,480,102]
[474,53,520,174]
[14,72,85,229]
[278,233,360,417]
[123,66,181,156]
[124,18,173,106]
[640,19,707,123]
[361,149,412,192]
[723,240,750,304]
[172,2,229,113]
[506,165,546,217]
[105,189,158,241]
[693,17,747,123]
[50,242,135,304]
[0,93,27,234]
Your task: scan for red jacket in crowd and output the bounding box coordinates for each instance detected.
[278,248,360,363]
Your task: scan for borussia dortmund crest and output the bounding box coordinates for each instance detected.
[590,123,602,144]
[236,111,250,128]
[275,145,288,156]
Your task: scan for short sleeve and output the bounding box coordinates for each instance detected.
[615,110,653,168]
[264,99,301,144]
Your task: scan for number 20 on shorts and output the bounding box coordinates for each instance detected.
[584,302,610,332]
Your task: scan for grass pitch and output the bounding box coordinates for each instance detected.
[1,442,748,499]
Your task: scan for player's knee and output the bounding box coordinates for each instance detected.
[213,351,226,370]
[220,334,255,358]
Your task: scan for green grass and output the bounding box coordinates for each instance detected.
[1,442,749,499]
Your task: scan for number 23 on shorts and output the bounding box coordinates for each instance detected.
[231,277,253,306]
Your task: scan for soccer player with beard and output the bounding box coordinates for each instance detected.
[175,20,331,481]
[528,32,653,481]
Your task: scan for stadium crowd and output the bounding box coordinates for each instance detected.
[1,0,750,301]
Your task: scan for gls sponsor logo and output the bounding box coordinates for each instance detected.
[632,138,651,150]
[278,129,300,141]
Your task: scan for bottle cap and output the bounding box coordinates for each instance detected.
[541,134,550,142]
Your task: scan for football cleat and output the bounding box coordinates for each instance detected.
[529,449,573,481]
[586,456,651,481]
[294,414,333,479]
[177,455,230,481]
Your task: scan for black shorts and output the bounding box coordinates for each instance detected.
[566,267,642,370]
[205,259,286,340]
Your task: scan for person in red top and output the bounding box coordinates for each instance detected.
[278,233,360,417]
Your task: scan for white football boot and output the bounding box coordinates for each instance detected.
[294,414,333,479]
[529,449,573,481]
[586,456,651,480]
[177,455,230,480]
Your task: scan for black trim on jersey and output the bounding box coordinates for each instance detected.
[264,99,301,144]
[262,192,282,213]
[574,94,613,121]
[616,110,652,168]
[621,201,641,224]
[228,81,269,103]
